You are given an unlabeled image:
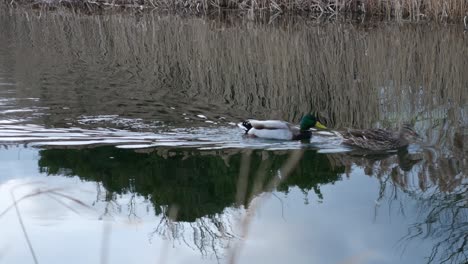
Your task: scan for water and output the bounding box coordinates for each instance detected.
[0,5,467,264]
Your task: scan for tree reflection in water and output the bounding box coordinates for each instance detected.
[38,146,343,259]
[37,142,466,263]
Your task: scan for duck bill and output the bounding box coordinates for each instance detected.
[414,133,423,142]
[315,121,327,129]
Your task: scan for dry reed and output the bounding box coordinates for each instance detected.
[4,0,468,21]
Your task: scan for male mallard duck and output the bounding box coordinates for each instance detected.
[239,114,327,140]
[339,124,420,151]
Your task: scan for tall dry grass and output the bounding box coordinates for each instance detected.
[5,0,468,20]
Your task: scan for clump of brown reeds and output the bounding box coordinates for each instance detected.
[352,0,468,21]
[4,0,468,21]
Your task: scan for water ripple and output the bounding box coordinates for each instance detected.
[0,121,351,151]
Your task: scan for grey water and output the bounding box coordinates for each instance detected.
[0,5,467,264]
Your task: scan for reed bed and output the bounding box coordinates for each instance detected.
[5,0,468,21]
[2,8,466,130]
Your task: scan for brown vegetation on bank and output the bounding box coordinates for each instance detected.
[5,0,468,21]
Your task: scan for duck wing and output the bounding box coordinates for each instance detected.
[249,120,291,130]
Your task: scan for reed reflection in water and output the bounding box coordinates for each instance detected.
[0,8,466,132]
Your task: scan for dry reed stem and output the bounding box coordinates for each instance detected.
[10,190,39,264]
[157,205,179,264]
[100,218,111,264]
[0,183,93,264]
[229,149,304,263]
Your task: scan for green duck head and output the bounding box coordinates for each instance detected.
[300,114,327,131]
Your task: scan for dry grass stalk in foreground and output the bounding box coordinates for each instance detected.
[228,149,304,264]
[5,0,468,20]
[0,183,92,264]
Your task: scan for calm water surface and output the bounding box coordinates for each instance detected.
[0,5,467,264]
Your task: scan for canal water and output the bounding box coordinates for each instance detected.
[0,5,466,264]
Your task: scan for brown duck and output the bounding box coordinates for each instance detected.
[339,124,421,151]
